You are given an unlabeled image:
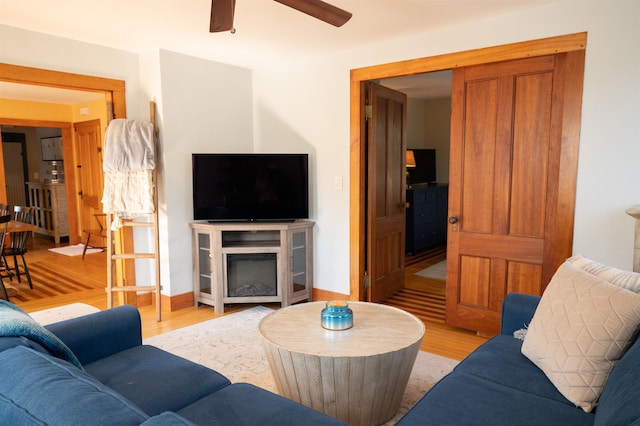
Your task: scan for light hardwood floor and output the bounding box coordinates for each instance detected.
[390,247,488,360]
[10,235,487,361]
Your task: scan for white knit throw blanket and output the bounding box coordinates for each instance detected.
[102,170,155,229]
[101,119,156,229]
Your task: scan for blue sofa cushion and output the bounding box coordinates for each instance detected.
[0,346,148,425]
[396,371,594,426]
[45,304,142,366]
[453,335,574,405]
[85,344,231,416]
[500,292,540,335]
[177,383,346,425]
[594,336,640,425]
[0,300,82,368]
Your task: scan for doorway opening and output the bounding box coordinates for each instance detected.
[373,71,453,322]
[350,33,587,333]
[0,63,126,245]
[0,63,142,305]
[1,132,29,206]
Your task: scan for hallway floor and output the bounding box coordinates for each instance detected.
[384,245,447,324]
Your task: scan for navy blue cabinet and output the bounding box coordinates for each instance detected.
[405,185,448,255]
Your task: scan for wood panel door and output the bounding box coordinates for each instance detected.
[73,119,104,242]
[367,82,407,302]
[446,51,585,335]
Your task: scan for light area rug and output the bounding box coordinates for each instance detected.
[415,259,447,280]
[48,243,103,257]
[144,306,458,424]
[30,303,100,325]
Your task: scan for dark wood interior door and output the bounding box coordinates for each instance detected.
[446,51,585,335]
[366,82,407,302]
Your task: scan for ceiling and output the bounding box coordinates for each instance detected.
[381,71,452,100]
[0,0,561,102]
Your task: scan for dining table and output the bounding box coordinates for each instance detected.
[6,220,37,234]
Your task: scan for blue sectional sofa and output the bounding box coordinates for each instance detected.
[0,301,345,425]
[397,292,640,425]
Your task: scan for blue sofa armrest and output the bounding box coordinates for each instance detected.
[500,293,540,336]
[45,305,142,365]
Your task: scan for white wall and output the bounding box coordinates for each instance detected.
[423,97,451,184]
[406,98,426,149]
[252,62,350,294]
[156,50,253,296]
[252,0,640,289]
[2,0,639,299]
[0,25,145,118]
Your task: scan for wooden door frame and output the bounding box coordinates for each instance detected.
[0,63,126,117]
[349,32,588,300]
[0,63,137,304]
[0,63,127,242]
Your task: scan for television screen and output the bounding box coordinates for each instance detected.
[192,153,309,222]
[409,149,436,184]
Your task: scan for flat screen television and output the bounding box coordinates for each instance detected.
[409,149,437,184]
[192,153,309,222]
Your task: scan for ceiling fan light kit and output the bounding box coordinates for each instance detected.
[210,0,351,33]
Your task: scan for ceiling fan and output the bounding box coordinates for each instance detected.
[210,0,352,33]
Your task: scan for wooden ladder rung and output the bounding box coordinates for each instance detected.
[106,102,162,322]
[112,253,157,260]
[120,221,155,228]
[107,285,158,292]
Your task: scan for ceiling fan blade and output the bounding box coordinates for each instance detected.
[274,0,352,27]
[210,0,236,32]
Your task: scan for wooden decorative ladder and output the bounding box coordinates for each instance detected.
[105,102,162,321]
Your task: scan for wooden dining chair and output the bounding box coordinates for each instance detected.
[3,206,35,289]
[82,214,108,259]
[0,214,13,300]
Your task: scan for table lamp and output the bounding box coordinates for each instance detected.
[406,149,416,187]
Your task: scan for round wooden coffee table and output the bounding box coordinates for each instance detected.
[258,301,425,426]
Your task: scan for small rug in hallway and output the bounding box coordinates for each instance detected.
[144,306,458,424]
[415,260,446,280]
[48,243,103,257]
[30,303,100,325]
